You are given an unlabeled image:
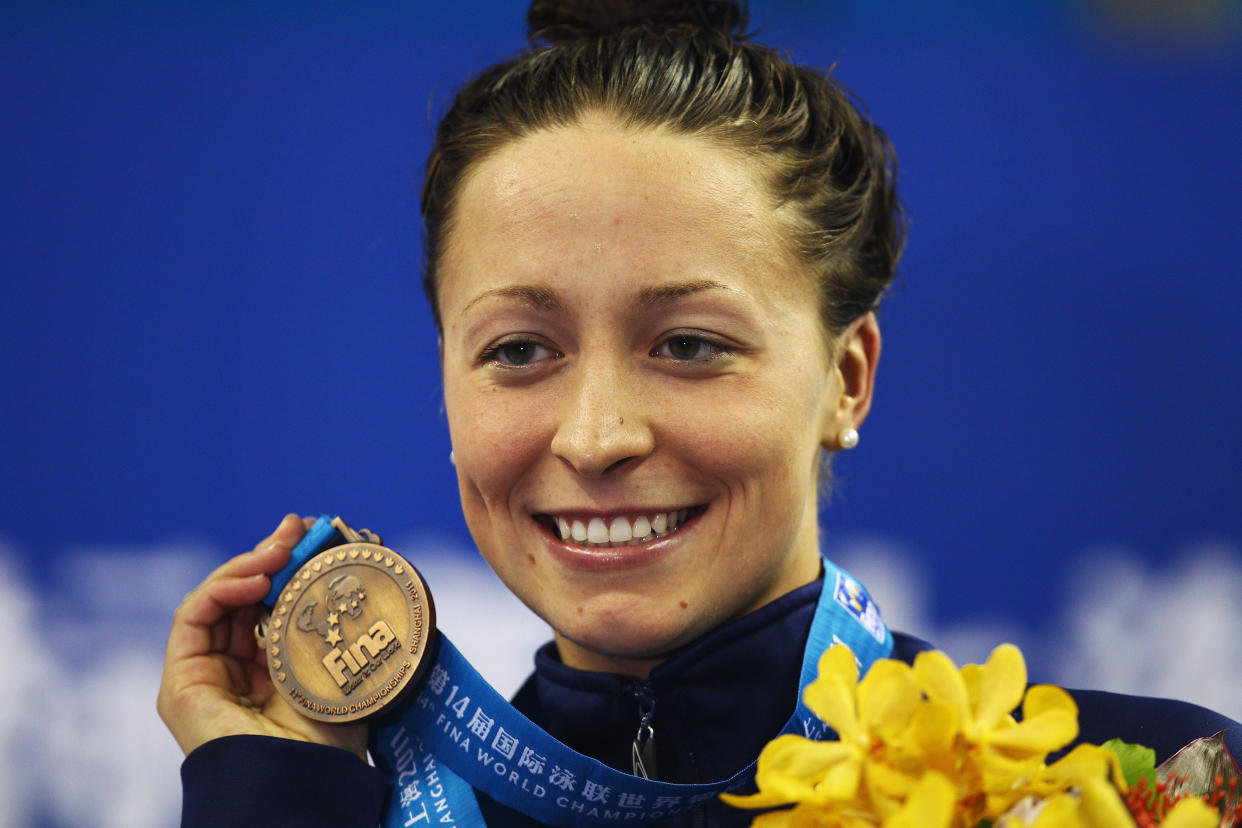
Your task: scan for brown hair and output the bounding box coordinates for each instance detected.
[421,0,905,337]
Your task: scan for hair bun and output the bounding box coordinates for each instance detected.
[527,0,749,45]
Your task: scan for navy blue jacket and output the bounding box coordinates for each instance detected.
[181,579,1240,826]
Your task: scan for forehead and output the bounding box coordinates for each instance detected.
[438,115,809,309]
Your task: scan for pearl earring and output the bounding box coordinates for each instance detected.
[449,450,456,466]
[839,428,859,450]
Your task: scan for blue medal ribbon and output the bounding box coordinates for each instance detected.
[274,517,893,828]
[263,516,344,605]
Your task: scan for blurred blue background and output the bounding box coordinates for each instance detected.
[1,2,1239,826]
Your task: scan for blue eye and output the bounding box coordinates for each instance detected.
[480,340,555,367]
[654,335,726,362]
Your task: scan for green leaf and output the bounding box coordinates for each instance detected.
[1103,738,1157,790]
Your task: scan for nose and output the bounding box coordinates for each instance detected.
[550,361,654,478]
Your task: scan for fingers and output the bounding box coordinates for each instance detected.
[205,513,306,582]
[165,515,308,665]
[269,512,311,551]
[226,603,262,664]
[160,513,367,756]
[242,657,276,707]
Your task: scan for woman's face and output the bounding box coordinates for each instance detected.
[438,114,874,675]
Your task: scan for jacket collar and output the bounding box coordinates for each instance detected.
[515,578,826,784]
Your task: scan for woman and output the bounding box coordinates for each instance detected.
[158,2,1240,826]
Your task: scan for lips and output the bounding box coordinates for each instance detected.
[538,507,704,547]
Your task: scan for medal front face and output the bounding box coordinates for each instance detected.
[266,543,435,722]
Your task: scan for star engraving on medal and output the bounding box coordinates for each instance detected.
[325,627,342,646]
[327,611,339,625]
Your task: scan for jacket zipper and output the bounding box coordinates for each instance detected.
[629,682,658,780]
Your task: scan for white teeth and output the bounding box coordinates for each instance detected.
[608,517,632,543]
[587,517,609,544]
[632,515,651,538]
[552,509,695,547]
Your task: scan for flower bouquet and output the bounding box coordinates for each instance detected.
[722,644,1241,827]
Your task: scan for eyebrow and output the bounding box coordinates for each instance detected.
[461,278,734,316]
[462,285,563,315]
[637,279,733,307]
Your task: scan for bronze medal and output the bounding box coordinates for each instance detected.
[265,534,435,723]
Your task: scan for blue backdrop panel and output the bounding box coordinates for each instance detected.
[2,1,1239,632]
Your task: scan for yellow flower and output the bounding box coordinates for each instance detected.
[724,643,1140,828]
[1160,798,1224,828]
[1027,792,1090,828]
[1077,776,1139,826]
[1034,744,1127,798]
[913,645,1078,758]
[912,645,1084,818]
[1017,777,1221,828]
[883,772,956,828]
[723,645,921,815]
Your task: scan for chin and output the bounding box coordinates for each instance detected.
[546,591,723,671]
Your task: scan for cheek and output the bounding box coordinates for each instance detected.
[664,378,823,482]
[447,386,551,506]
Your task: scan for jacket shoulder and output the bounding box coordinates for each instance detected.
[1067,688,1241,763]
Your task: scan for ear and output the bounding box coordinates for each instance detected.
[822,311,881,450]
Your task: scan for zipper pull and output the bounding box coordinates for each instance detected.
[631,689,658,780]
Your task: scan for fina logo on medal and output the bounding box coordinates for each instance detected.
[833,572,887,644]
[296,572,402,696]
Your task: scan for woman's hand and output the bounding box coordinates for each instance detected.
[157,514,368,760]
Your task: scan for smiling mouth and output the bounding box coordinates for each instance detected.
[536,506,707,548]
